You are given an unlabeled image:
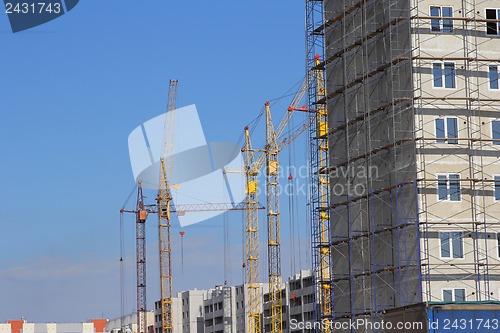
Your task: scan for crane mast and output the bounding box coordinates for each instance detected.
[309,55,332,331]
[136,182,148,333]
[314,55,332,330]
[158,79,178,333]
[158,158,173,333]
[265,102,283,333]
[243,126,262,333]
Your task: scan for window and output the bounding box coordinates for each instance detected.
[443,288,466,302]
[430,6,453,32]
[433,62,456,88]
[486,9,500,35]
[495,176,500,201]
[303,294,313,304]
[438,174,461,201]
[440,231,464,258]
[493,120,500,145]
[490,65,499,89]
[497,233,500,257]
[435,117,458,143]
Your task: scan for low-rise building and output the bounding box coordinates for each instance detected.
[0,319,107,333]
[154,289,206,333]
[153,270,314,333]
[287,270,315,333]
[106,312,154,333]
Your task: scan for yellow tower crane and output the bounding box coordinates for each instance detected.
[264,101,282,333]
[242,127,263,333]
[311,55,332,332]
[157,79,178,333]
[242,77,312,333]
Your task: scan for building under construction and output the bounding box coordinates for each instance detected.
[315,0,500,328]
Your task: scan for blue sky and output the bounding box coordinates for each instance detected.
[0,0,311,322]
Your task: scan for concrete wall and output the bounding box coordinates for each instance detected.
[413,0,500,303]
[287,270,315,333]
[153,290,206,333]
[0,325,11,333]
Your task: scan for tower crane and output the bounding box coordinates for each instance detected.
[135,182,148,333]
[265,101,282,333]
[309,55,332,332]
[120,80,178,333]
[157,79,178,333]
[242,127,264,333]
[119,181,151,333]
[121,79,269,333]
[242,77,312,333]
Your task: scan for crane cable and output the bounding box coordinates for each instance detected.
[241,76,306,149]
[223,211,231,285]
[288,128,296,277]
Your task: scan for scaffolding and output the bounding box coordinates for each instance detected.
[306,0,334,330]
[323,0,500,329]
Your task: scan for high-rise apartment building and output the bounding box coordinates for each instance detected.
[321,0,500,327]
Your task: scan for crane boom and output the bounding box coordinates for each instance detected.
[251,77,310,174]
[158,79,178,333]
[274,78,309,138]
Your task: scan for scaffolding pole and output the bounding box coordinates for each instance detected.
[306,0,334,331]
